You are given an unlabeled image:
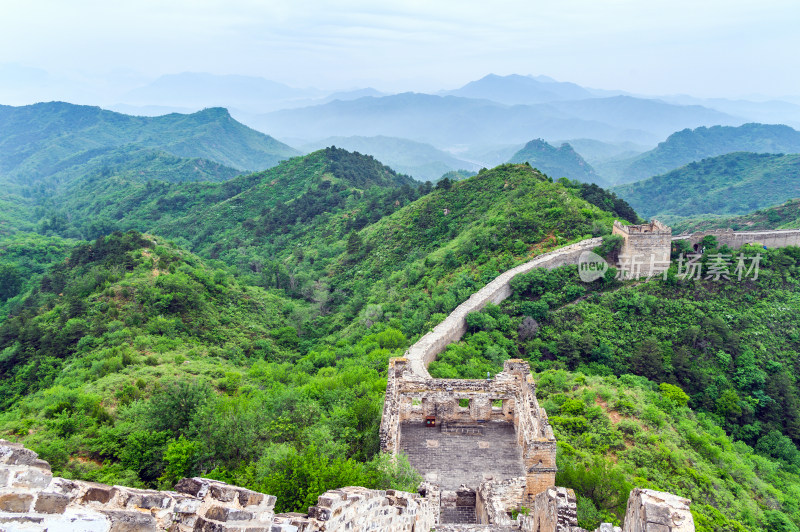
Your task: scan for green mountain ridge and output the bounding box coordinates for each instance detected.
[671,198,800,234]
[0,102,299,185]
[604,123,800,184]
[508,139,606,185]
[3,144,800,530]
[613,152,800,223]
[300,135,477,182]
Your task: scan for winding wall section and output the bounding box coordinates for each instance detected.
[404,238,602,378]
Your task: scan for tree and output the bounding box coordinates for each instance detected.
[0,265,23,301]
[346,231,363,255]
[631,337,663,381]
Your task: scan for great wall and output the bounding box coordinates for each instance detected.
[2,221,799,531]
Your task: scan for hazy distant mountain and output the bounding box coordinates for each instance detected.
[608,123,800,184]
[508,139,605,184]
[301,136,477,181]
[323,88,386,102]
[613,152,800,222]
[443,73,593,104]
[122,72,326,113]
[562,138,651,164]
[0,102,299,184]
[253,92,738,148]
[545,96,740,139]
[661,95,800,128]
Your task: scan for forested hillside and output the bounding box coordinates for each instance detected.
[0,102,298,185]
[301,135,476,182]
[508,139,605,185]
[605,123,800,184]
[430,244,800,530]
[672,198,800,234]
[2,151,800,530]
[613,152,800,223]
[0,162,634,508]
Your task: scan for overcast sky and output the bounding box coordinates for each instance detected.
[1,0,799,102]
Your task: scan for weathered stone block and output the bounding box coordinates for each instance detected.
[307,506,331,520]
[209,483,238,502]
[175,477,209,497]
[33,492,71,514]
[622,489,694,532]
[105,510,158,532]
[11,467,53,489]
[205,505,255,522]
[194,516,270,531]
[82,484,117,504]
[175,498,202,514]
[0,446,41,467]
[120,488,173,510]
[237,488,265,508]
[0,493,34,512]
[0,468,9,487]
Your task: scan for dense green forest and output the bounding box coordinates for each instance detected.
[672,198,800,234]
[614,152,800,223]
[508,139,605,185]
[603,123,800,184]
[0,160,632,510]
[430,243,800,530]
[2,142,800,531]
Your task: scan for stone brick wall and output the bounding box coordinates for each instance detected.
[612,220,672,277]
[519,487,581,532]
[621,489,694,532]
[0,440,437,532]
[381,359,558,502]
[674,228,800,251]
[402,238,603,379]
[475,477,525,526]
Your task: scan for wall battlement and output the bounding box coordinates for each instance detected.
[0,439,438,531]
[674,228,800,251]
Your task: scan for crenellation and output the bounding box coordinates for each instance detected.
[674,227,800,251]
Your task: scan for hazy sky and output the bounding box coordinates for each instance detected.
[2,0,799,101]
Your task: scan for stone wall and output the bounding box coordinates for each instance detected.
[403,238,603,379]
[621,489,694,532]
[475,477,525,526]
[674,228,800,251]
[519,487,581,532]
[381,359,557,503]
[0,440,437,532]
[612,220,672,277]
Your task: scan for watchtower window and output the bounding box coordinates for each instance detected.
[458,398,470,409]
[491,399,503,410]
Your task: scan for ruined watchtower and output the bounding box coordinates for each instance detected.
[380,358,556,519]
[612,219,672,277]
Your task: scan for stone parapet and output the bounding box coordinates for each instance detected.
[621,489,694,532]
[0,440,437,532]
[403,238,603,379]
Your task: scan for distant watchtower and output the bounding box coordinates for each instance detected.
[612,219,672,277]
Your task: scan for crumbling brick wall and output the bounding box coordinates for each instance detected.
[0,440,438,532]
